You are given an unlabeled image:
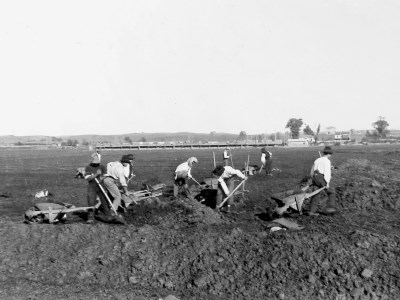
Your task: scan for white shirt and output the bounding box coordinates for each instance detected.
[223,149,230,159]
[175,162,192,179]
[105,161,128,187]
[217,166,246,195]
[310,156,332,184]
[261,153,266,164]
[261,152,272,164]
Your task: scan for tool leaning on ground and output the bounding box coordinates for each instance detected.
[217,178,247,209]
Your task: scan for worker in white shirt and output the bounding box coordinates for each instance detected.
[261,147,273,176]
[212,165,247,213]
[121,154,135,184]
[309,146,337,216]
[173,157,198,198]
[103,157,132,213]
[94,148,101,162]
[223,146,231,166]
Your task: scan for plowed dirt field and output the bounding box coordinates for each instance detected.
[0,145,399,300]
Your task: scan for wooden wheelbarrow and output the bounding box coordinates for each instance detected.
[272,185,326,216]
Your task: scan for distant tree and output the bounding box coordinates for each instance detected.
[238,131,247,140]
[81,139,89,146]
[314,124,321,142]
[372,116,390,138]
[66,139,78,147]
[303,125,315,136]
[124,136,132,144]
[210,131,217,135]
[139,137,147,142]
[276,132,283,140]
[285,118,303,139]
[326,126,336,134]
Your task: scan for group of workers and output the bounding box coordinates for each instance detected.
[81,145,336,223]
[173,145,337,216]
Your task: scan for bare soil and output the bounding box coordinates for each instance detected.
[0,145,400,299]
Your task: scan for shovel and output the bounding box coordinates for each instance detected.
[95,178,118,216]
[217,178,247,209]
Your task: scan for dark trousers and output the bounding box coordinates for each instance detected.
[264,159,272,175]
[216,177,235,207]
[223,158,229,166]
[173,176,189,197]
[310,173,336,212]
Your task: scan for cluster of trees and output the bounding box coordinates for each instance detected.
[364,116,390,141]
[248,116,392,142]
[285,118,321,140]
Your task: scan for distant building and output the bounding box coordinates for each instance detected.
[334,132,351,141]
[287,138,310,147]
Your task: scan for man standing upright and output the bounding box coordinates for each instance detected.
[223,146,231,166]
[94,148,101,163]
[261,147,273,176]
[309,146,337,216]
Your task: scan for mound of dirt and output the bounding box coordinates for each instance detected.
[124,197,225,228]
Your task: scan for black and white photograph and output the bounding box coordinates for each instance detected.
[0,1,399,299]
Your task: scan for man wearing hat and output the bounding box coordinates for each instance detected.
[212,165,247,213]
[83,153,107,223]
[173,157,198,198]
[260,147,273,176]
[103,156,132,214]
[223,146,231,166]
[309,146,337,216]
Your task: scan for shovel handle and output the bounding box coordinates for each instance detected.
[217,179,247,209]
[95,178,118,215]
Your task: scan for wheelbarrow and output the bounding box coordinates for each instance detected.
[122,183,166,208]
[272,185,326,216]
[24,202,95,224]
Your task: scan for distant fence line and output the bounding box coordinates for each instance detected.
[98,142,284,150]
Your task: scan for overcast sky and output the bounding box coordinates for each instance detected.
[1,0,399,136]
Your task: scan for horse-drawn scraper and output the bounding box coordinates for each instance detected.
[24,202,95,224]
[271,185,326,216]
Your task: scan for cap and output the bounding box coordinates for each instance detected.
[120,155,131,164]
[323,146,333,155]
[212,165,225,177]
[187,157,198,165]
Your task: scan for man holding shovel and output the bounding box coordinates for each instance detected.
[173,157,198,198]
[83,153,107,223]
[309,146,337,216]
[102,157,133,223]
[212,165,247,213]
